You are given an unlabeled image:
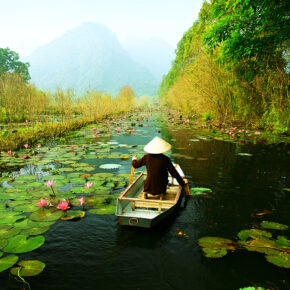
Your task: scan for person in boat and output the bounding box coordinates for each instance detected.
[132,136,190,199]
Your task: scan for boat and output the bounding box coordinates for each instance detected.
[115,164,186,228]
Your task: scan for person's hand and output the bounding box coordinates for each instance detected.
[132,155,137,161]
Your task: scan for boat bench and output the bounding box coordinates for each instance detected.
[120,186,178,213]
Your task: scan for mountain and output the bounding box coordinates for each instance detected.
[26,22,158,96]
[122,37,175,82]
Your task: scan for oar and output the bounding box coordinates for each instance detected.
[129,155,137,185]
[183,178,191,196]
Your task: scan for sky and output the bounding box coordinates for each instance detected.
[0,0,204,58]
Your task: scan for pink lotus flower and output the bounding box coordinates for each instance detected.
[49,202,54,207]
[248,134,252,137]
[95,131,100,134]
[70,145,75,149]
[24,144,29,149]
[25,120,29,123]
[37,200,47,207]
[82,145,86,148]
[45,180,56,187]
[57,201,70,211]
[116,129,121,133]
[232,134,235,137]
[7,150,12,155]
[246,130,249,133]
[80,197,85,206]
[23,155,28,159]
[92,127,97,130]
[254,131,261,135]
[37,144,41,148]
[85,182,93,189]
[238,130,242,133]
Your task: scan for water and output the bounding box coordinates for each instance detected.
[1,113,289,290]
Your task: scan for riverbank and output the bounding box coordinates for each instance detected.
[163,110,290,145]
[0,110,132,152]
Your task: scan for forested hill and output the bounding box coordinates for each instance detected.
[159,0,289,133]
[26,22,158,97]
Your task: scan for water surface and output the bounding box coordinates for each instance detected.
[1,112,289,290]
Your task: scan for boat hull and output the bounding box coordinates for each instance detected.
[115,165,184,228]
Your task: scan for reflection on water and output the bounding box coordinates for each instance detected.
[1,113,289,290]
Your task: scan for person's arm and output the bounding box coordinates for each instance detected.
[167,160,185,187]
[132,155,146,169]
[167,160,191,196]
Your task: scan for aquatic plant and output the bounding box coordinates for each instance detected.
[198,222,290,268]
[57,201,70,211]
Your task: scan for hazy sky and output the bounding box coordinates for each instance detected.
[0,0,204,58]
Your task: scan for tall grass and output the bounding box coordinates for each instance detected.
[0,73,137,151]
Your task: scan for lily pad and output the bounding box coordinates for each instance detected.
[21,225,50,236]
[238,229,272,241]
[261,221,288,230]
[202,247,228,258]
[29,209,64,222]
[238,153,253,157]
[67,172,81,178]
[99,164,122,169]
[10,260,45,276]
[61,210,85,221]
[0,255,19,272]
[89,205,116,215]
[190,187,212,195]
[14,175,37,182]
[14,203,40,213]
[265,252,290,268]
[0,239,8,250]
[198,237,235,258]
[3,235,45,253]
[0,211,26,225]
[70,178,86,184]
[0,226,20,238]
[58,168,74,172]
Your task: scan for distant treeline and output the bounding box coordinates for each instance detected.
[159,0,289,133]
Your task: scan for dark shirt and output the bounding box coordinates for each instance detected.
[132,153,185,195]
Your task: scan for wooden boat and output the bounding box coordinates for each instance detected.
[115,164,185,228]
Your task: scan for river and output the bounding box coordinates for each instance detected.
[0,111,289,290]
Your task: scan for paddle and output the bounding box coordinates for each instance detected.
[183,178,191,196]
[129,155,137,185]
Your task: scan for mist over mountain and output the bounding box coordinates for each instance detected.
[122,37,175,82]
[26,22,158,96]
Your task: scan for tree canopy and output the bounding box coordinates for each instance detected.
[119,86,136,106]
[203,0,290,78]
[0,47,30,81]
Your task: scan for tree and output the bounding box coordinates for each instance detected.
[0,47,30,81]
[203,0,290,78]
[119,86,136,106]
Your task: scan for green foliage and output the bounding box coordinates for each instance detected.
[158,0,289,133]
[203,0,289,77]
[0,47,30,81]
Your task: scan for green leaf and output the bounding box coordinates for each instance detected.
[3,235,45,254]
[0,255,19,272]
[29,209,64,222]
[0,226,21,239]
[261,221,288,230]
[237,229,272,241]
[61,210,85,221]
[265,252,290,269]
[10,260,45,276]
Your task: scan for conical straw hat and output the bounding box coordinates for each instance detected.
[144,136,171,154]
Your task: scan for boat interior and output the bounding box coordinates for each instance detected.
[117,173,181,215]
